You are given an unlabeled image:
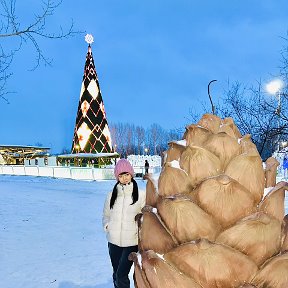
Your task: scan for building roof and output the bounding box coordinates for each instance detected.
[0,145,50,150]
[57,152,119,159]
[0,145,50,164]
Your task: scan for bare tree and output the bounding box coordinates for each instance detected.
[166,128,183,143]
[135,125,145,155]
[217,81,288,159]
[280,31,288,86]
[110,122,125,157]
[0,0,80,101]
[146,123,165,155]
[126,123,135,155]
[0,45,12,103]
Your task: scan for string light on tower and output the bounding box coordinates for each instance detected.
[71,33,113,154]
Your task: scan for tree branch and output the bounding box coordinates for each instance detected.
[0,0,82,101]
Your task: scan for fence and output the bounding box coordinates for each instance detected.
[0,165,161,180]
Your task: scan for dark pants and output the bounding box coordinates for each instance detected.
[108,242,138,288]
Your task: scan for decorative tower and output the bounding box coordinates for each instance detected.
[71,34,113,154]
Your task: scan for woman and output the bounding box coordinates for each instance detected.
[102,159,146,288]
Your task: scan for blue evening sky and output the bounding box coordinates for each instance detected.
[1,0,288,153]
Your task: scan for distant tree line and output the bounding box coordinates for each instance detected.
[110,123,183,157]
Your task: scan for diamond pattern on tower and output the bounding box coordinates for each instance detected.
[76,122,91,150]
[87,79,99,100]
[81,100,90,117]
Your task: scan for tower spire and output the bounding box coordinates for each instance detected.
[71,35,113,154]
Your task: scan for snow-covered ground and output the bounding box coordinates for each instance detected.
[1,175,288,288]
[1,175,147,288]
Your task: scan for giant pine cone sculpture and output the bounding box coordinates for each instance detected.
[129,114,288,288]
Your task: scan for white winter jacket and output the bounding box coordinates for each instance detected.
[102,182,146,247]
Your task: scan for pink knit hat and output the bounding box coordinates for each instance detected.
[114,159,134,179]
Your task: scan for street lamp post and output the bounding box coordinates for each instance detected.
[265,79,284,151]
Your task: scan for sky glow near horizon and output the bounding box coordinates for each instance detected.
[1,0,288,153]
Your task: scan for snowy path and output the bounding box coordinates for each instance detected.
[0,175,146,288]
[1,175,288,288]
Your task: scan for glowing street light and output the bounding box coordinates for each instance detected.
[281,141,288,149]
[266,79,284,114]
[144,147,148,155]
[265,79,284,95]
